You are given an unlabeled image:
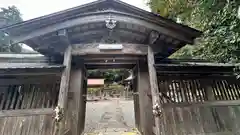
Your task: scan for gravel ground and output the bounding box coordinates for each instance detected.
[84,99,138,134]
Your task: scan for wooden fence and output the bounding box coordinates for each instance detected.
[0,80,60,135]
[158,76,240,135]
[158,78,240,103]
[0,83,59,110]
[0,108,55,135]
[161,104,240,135]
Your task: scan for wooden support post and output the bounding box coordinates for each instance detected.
[138,61,154,135]
[67,65,86,135]
[132,66,140,130]
[147,46,162,135]
[58,46,72,111]
[54,46,72,135]
[81,68,88,133]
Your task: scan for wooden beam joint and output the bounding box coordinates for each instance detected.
[149,30,159,44]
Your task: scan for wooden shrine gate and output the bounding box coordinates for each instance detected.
[0,0,239,135]
[0,53,240,135]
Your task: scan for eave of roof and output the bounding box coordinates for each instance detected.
[156,58,236,67]
[0,63,65,69]
[0,0,202,38]
[0,62,65,76]
[0,53,44,59]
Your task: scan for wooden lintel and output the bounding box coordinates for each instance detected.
[83,56,142,61]
[0,108,54,117]
[147,45,162,135]
[85,62,137,65]
[85,64,135,69]
[72,44,148,55]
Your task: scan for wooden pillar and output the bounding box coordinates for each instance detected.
[67,65,86,135]
[147,46,161,135]
[54,46,72,135]
[132,66,140,130]
[138,61,154,135]
[81,68,87,132]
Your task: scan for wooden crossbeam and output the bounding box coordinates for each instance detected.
[85,62,137,65]
[0,76,60,85]
[156,71,234,74]
[0,108,54,117]
[83,56,142,61]
[85,64,135,69]
[162,100,240,108]
[72,43,148,55]
[156,75,238,80]
[0,68,64,76]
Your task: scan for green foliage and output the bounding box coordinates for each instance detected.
[87,84,124,93]
[148,0,196,20]
[87,87,101,93]
[0,6,23,53]
[88,69,129,83]
[107,84,124,91]
[148,0,240,63]
[1,6,22,24]
[169,45,195,59]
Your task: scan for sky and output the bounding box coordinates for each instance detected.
[1,0,150,20]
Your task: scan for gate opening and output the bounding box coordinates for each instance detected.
[84,68,139,135]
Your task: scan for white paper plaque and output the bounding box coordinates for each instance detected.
[98,44,123,50]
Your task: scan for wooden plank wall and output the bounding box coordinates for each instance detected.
[0,77,60,135]
[161,105,240,135]
[157,76,240,135]
[157,78,240,103]
[0,112,54,135]
[0,83,60,110]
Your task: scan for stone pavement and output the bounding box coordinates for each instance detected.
[84,99,140,135]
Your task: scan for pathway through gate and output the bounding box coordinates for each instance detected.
[84,98,139,135]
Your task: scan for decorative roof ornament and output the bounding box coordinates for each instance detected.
[105,15,117,29]
[149,30,159,44]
